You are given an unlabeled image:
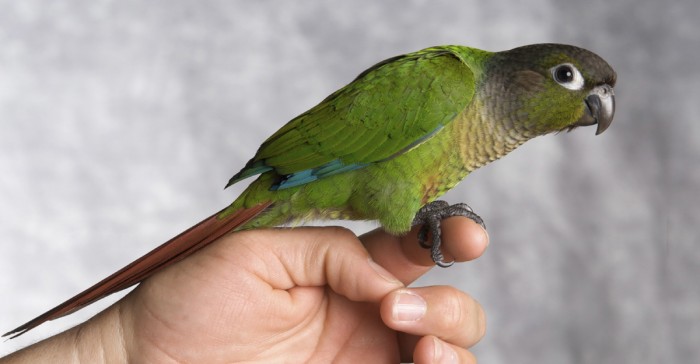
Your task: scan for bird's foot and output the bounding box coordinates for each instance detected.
[412,200,485,268]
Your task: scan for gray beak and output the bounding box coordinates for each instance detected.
[573,84,616,135]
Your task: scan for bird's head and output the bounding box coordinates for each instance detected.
[485,43,616,136]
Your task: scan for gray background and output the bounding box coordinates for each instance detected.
[0,0,697,362]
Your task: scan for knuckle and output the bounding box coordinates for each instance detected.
[307,226,355,252]
[325,225,356,239]
[317,226,359,254]
[440,289,468,328]
[432,287,485,345]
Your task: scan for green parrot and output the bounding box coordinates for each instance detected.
[5,43,616,338]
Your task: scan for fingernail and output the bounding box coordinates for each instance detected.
[433,337,458,364]
[368,259,401,285]
[392,290,426,322]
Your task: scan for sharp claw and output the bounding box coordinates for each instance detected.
[435,259,454,268]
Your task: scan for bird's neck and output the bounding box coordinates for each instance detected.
[453,99,534,172]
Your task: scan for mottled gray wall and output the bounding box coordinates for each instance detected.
[1,0,698,362]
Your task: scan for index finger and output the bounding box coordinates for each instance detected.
[359,216,489,285]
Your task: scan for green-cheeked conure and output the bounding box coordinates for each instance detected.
[5,43,616,338]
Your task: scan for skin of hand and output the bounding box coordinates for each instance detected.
[2,217,488,363]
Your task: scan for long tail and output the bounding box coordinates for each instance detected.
[3,202,272,339]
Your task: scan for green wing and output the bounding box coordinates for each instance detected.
[228,46,477,190]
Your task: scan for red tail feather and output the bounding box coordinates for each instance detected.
[3,202,272,339]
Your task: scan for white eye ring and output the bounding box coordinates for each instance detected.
[551,63,585,91]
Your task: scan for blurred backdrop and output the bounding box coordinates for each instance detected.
[1,0,698,362]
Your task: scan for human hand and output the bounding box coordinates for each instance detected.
[120,217,488,363]
[2,217,488,363]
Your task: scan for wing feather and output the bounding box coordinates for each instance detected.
[228,46,477,189]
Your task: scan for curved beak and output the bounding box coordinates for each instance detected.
[572,84,615,135]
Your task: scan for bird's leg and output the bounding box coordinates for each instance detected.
[412,200,485,268]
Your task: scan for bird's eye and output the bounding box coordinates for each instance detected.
[551,63,584,91]
[554,65,574,83]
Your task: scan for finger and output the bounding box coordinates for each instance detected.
[361,216,489,285]
[380,286,486,349]
[208,226,404,303]
[412,336,477,364]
